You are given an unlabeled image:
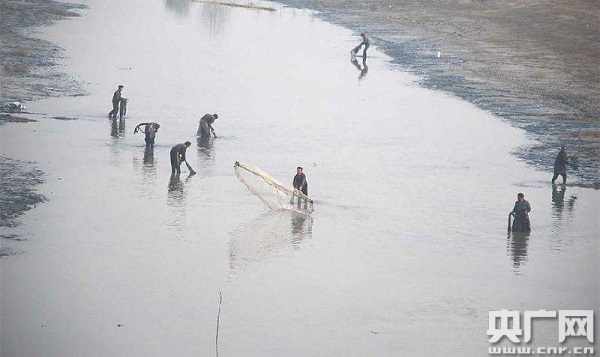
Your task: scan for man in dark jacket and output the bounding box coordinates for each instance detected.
[170,141,191,175]
[551,146,568,184]
[108,85,123,118]
[293,166,308,196]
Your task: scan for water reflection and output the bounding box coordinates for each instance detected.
[551,185,577,220]
[110,118,126,138]
[143,146,155,166]
[350,55,369,81]
[141,146,157,189]
[108,118,126,167]
[291,213,313,247]
[165,0,190,17]
[228,210,313,273]
[167,174,190,238]
[199,3,229,38]
[197,136,215,166]
[506,231,530,273]
[167,174,186,204]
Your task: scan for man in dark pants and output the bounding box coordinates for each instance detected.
[170,141,191,175]
[293,167,308,195]
[352,33,370,58]
[196,113,219,139]
[551,146,568,184]
[510,193,531,232]
[108,85,123,118]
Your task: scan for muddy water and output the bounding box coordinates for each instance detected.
[1,0,598,356]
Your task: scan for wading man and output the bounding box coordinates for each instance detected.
[134,122,160,148]
[293,167,308,196]
[551,146,568,185]
[196,113,219,140]
[352,33,370,57]
[108,85,123,118]
[170,141,191,175]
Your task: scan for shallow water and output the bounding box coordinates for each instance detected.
[1,0,598,356]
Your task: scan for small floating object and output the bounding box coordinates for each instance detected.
[437,50,441,58]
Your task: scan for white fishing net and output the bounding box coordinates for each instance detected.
[234,161,314,214]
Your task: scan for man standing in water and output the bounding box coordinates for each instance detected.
[352,33,370,57]
[551,146,568,184]
[170,141,191,175]
[134,122,160,148]
[108,85,123,118]
[510,193,531,232]
[196,113,219,139]
[293,167,308,196]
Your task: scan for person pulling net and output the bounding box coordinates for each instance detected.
[234,161,314,214]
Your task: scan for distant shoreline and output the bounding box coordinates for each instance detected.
[274,0,600,187]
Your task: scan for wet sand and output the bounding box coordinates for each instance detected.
[275,0,600,185]
[0,156,45,256]
[0,0,87,102]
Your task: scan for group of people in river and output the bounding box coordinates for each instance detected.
[107,85,309,196]
[509,146,575,233]
[109,27,573,223]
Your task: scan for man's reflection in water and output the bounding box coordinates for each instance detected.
[291,213,313,248]
[552,185,566,218]
[167,174,189,238]
[110,118,118,138]
[110,118,126,138]
[168,174,185,202]
[200,1,229,38]
[197,136,216,168]
[552,185,577,219]
[507,231,530,272]
[351,55,369,80]
[143,146,155,166]
[228,210,313,273]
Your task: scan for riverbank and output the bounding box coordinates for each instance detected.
[0,0,86,253]
[0,0,87,103]
[275,0,600,186]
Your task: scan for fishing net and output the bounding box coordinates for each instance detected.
[234,161,314,214]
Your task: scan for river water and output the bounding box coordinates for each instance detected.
[1,0,598,356]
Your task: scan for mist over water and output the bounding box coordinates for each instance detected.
[1,0,598,356]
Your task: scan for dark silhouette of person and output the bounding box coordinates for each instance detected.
[196,113,219,140]
[352,33,370,58]
[551,146,568,184]
[108,85,123,119]
[134,122,160,148]
[510,193,531,232]
[293,166,308,196]
[170,141,191,175]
